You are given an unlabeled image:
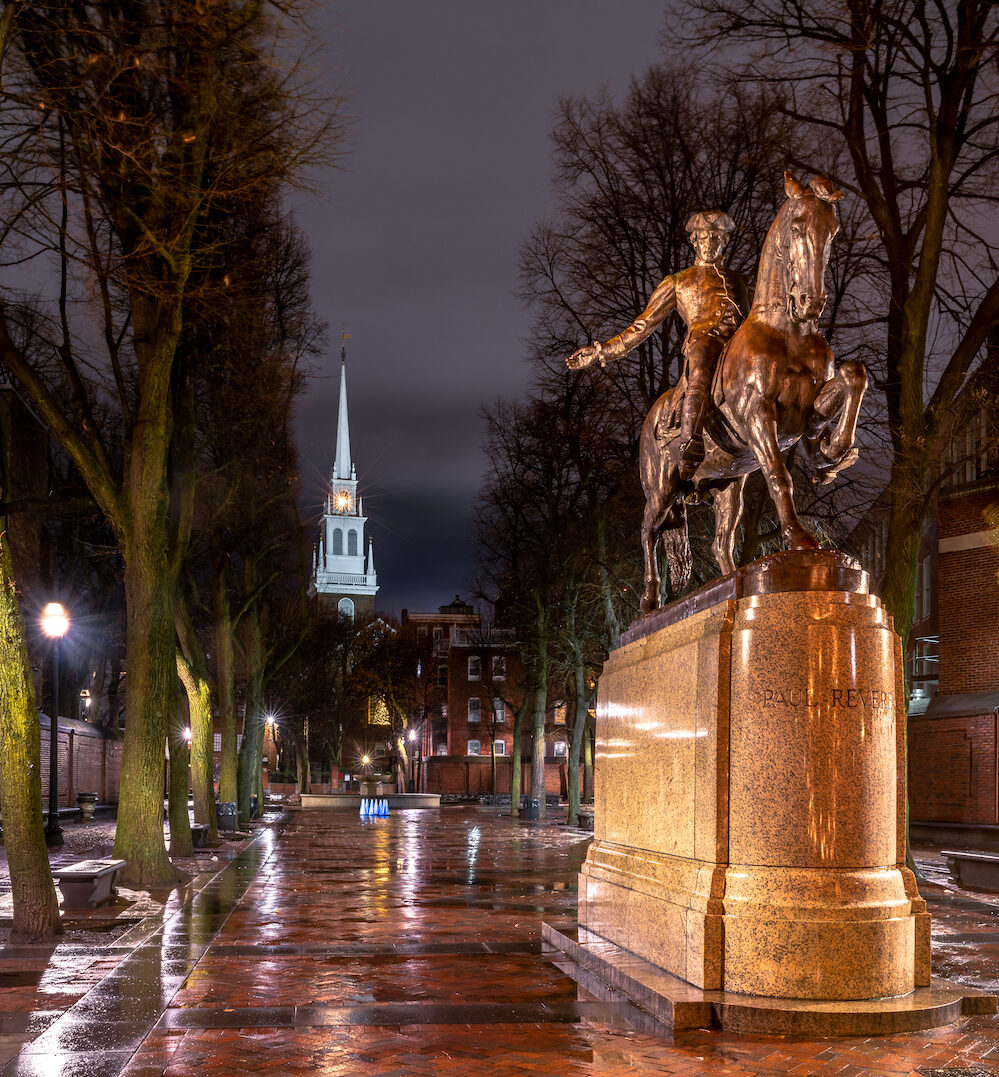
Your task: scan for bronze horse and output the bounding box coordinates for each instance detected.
[637,173,867,612]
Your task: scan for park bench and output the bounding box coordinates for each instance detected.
[51,858,126,909]
[191,823,210,848]
[943,849,999,892]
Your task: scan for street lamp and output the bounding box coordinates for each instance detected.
[41,602,69,847]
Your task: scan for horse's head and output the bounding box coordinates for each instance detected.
[780,172,843,323]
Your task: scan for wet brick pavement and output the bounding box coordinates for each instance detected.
[0,807,998,1075]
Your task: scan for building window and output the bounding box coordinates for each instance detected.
[492,698,505,723]
[467,739,481,756]
[910,635,939,694]
[437,662,448,688]
[236,734,243,748]
[338,597,355,621]
[213,733,222,752]
[417,626,428,641]
[492,655,506,680]
[332,528,343,555]
[433,626,445,641]
[437,742,448,756]
[553,740,567,757]
[348,529,358,556]
[493,740,505,756]
[554,701,566,726]
[467,655,482,680]
[468,697,481,723]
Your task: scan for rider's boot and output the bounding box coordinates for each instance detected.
[677,387,709,480]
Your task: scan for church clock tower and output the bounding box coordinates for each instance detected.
[309,351,378,619]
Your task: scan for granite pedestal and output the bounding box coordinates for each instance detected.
[548,549,995,1032]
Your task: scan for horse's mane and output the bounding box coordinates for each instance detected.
[752,200,793,314]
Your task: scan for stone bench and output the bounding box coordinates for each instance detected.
[51,858,126,909]
[943,849,999,892]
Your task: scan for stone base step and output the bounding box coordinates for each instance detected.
[542,923,997,1036]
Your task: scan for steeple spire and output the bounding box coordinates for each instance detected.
[334,335,352,482]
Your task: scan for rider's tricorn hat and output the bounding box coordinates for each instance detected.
[685,210,735,234]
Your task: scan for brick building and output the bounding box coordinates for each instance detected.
[402,597,572,797]
[851,407,998,845]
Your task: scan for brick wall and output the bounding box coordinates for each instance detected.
[425,756,577,798]
[908,712,998,824]
[937,488,999,695]
[40,718,123,806]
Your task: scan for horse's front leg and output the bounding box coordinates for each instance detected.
[709,476,747,576]
[805,359,867,482]
[744,398,819,552]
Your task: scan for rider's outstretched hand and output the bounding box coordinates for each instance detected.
[567,343,601,370]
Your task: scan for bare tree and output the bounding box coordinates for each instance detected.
[0,1,343,883]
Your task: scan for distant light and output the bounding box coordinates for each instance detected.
[336,493,349,509]
[41,603,69,638]
[362,754,370,765]
[183,727,192,743]
[407,730,416,742]
[266,714,276,726]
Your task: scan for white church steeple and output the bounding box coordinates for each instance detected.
[309,343,378,619]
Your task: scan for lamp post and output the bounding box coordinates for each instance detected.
[41,602,69,847]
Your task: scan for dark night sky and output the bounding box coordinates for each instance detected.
[295,2,670,618]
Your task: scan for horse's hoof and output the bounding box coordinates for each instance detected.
[640,585,659,613]
[788,533,820,551]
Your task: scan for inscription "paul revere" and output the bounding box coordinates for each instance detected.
[760,687,893,709]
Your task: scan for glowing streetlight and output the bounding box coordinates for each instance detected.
[41,603,69,846]
[183,727,192,745]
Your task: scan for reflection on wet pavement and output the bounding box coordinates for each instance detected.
[1,812,999,1075]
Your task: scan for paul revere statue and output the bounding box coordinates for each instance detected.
[568,211,750,479]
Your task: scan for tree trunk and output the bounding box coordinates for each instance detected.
[583,714,594,802]
[490,735,497,794]
[567,665,592,828]
[0,533,62,940]
[112,531,179,886]
[530,606,549,820]
[212,557,238,804]
[510,692,530,819]
[175,647,216,841]
[237,600,264,827]
[167,691,193,858]
[294,732,310,794]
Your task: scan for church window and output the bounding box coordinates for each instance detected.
[468,697,481,723]
[467,655,481,680]
[338,597,355,621]
[348,529,358,556]
[332,528,343,555]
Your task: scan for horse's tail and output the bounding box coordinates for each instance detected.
[661,500,692,595]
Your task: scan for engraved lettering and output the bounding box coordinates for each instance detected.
[763,689,774,706]
[847,688,860,708]
[832,688,844,706]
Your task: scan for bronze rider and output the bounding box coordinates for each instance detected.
[567,211,750,480]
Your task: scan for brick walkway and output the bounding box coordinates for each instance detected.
[2,808,999,1075]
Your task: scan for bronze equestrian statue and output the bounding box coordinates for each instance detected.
[567,172,867,613]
